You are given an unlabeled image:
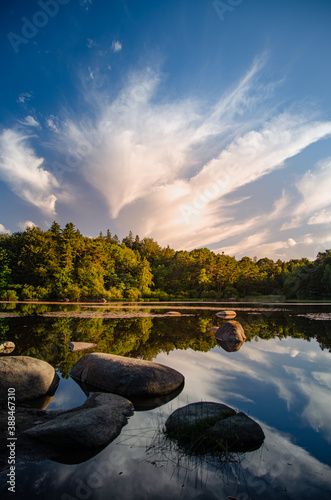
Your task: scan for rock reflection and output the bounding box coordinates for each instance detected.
[216,339,245,352]
[215,320,246,352]
[74,379,185,411]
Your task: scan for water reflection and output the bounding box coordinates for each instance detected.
[75,379,185,411]
[0,303,331,499]
[216,339,245,351]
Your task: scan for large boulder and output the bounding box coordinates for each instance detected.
[70,353,184,398]
[24,392,133,449]
[165,402,264,454]
[0,356,59,404]
[214,320,246,343]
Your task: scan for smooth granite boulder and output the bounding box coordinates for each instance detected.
[24,392,133,449]
[0,356,59,404]
[70,353,184,398]
[165,402,264,454]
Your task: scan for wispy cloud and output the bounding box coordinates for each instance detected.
[4,58,331,259]
[111,40,122,52]
[295,157,331,219]
[308,208,331,225]
[16,92,32,104]
[41,60,331,257]
[18,116,40,128]
[0,129,59,215]
[87,38,97,48]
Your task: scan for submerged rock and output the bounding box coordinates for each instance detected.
[0,356,59,404]
[165,402,264,454]
[215,320,246,343]
[70,353,184,398]
[24,392,133,449]
[216,310,237,319]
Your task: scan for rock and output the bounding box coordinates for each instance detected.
[24,392,133,449]
[69,341,97,352]
[166,402,236,433]
[70,353,184,398]
[0,341,15,354]
[214,320,246,343]
[216,310,237,319]
[99,298,107,303]
[0,356,59,404]
[165,311,181,316]
[165,402,264,454]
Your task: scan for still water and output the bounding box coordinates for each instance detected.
[1,302,331,499]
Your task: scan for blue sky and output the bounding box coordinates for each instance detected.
[1,0,331,260]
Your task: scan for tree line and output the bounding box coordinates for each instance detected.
[0,222,330,301]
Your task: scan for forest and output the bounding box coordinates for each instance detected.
[0,222,331,302]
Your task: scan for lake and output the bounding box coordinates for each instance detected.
[1,301,331,500]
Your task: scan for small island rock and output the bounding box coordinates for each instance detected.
[165,402,264,453]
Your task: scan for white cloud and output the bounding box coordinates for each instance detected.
[18,116,40,128]
[46,115,59,133]
[111,40,122,52]
[19,59,331,258]
[18,220,36,230]
[0,223,11,234]
[308,208,331,225]
[0,129,59,215]
[295,158,331,218]
[16,92,32,104]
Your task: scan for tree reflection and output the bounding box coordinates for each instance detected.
[1,306,331,376]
